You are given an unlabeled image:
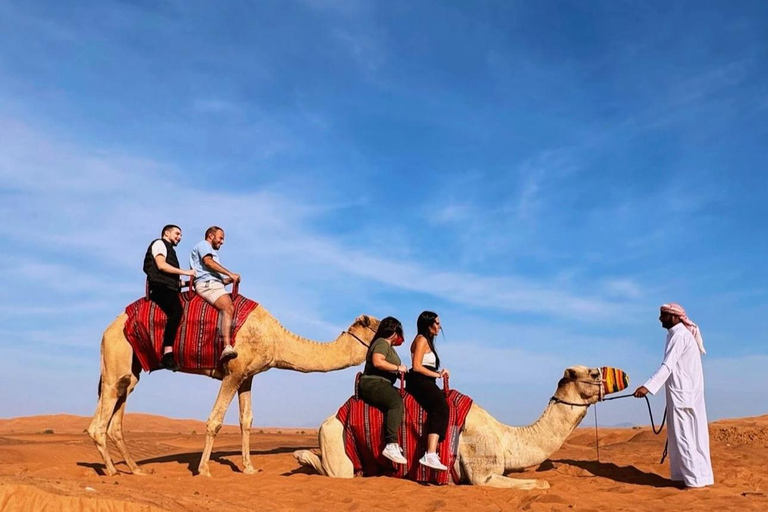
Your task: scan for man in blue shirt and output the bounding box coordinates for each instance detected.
[190,226,241,362]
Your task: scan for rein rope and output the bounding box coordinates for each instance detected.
[551,375,668,464]
[346,323,377,349]
[600,393,668,464]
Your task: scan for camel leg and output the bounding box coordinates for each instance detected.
[88,377,124,476]
[475,473,550,490]
[88,317,134,477]
[293,450,326,476]
[237,375,260,475]
[197,373,243,477]
[293,415,353,478]
[106,363,147,475]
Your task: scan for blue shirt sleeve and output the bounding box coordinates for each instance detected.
[196,241,214,258]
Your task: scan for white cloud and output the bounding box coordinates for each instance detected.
[0,118,646,324]
[2,116,762,426]
[601,278,644,299]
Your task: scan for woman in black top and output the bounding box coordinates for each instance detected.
[405,311,450,471]
[359,316,408,465]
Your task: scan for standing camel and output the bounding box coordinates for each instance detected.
[295,366,611,490]
[87,305,378,477]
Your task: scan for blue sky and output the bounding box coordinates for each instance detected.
[1,0,766,428]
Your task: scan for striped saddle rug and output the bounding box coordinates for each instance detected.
[123,293,258,372]
[336,375,473,485]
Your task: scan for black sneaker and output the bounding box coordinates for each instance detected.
[161,353,180,372]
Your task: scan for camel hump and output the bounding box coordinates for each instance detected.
[123,293,259,372]
[336,388,473,484]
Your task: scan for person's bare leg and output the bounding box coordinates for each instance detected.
[427,433,439,454]
[213,294,235,348]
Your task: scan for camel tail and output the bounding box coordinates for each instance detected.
[293,450,326,476]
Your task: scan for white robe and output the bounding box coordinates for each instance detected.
[643,323,714,487]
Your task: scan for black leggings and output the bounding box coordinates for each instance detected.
[405,370,449,442]
[148,286,183,348]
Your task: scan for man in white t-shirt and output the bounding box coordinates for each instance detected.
[143,224,196,370]
[190,226,241,362]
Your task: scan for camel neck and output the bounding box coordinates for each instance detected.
[266,317,368,372]
[499,400,589,470]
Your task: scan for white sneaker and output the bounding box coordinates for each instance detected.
[220,345,238,362]
[419,452,448,471]
[382,443,407,464]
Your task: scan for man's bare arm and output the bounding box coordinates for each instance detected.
[202,255,241,283]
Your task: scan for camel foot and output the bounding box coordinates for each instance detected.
[293,450,312,465]
[130,467,151,476]
[243,466,262,475]
[293,449,326,476]
[105,466,119,477]
[197,465,212,477]
[480,474,551,490]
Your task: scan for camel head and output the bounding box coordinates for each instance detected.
[553,366,604,406]
[346,314,380,355]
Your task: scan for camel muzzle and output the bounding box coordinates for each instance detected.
[600,366,629,399]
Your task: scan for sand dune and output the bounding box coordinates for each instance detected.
[0,413,766,511]
[0,414,309,436]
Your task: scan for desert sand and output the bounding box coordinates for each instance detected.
[0,413,766,512]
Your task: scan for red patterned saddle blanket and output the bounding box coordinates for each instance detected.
[123,292,258,372]
[336,374,473,485]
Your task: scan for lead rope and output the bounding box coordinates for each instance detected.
[598,393,669,464]
[594,405,600,462]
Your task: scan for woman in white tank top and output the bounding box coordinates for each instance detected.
[406,311,450,471]
[421,350,437,368]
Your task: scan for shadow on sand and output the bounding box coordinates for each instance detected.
[549,459,683,488]
[78,446,314,476]
[76,462,108,476]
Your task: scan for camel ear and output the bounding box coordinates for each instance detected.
[356,315,371,327]
[563,368,577,380]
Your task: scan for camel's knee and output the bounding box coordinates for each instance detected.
[240,413,253,430]
[87,427,103,443]
[114,375,132,397]
[206,420,223,436]
[88,422,107,444]
[100,375,132,401]
[293,450,327,476]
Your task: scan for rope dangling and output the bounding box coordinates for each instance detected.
[599,393,668,464]
[594,405,601,462]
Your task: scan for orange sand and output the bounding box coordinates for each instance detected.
[0,413,766,511]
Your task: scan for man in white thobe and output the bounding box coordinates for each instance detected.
[634,303,714,488]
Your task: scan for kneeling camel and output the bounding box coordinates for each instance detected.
[295,365,606,490]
